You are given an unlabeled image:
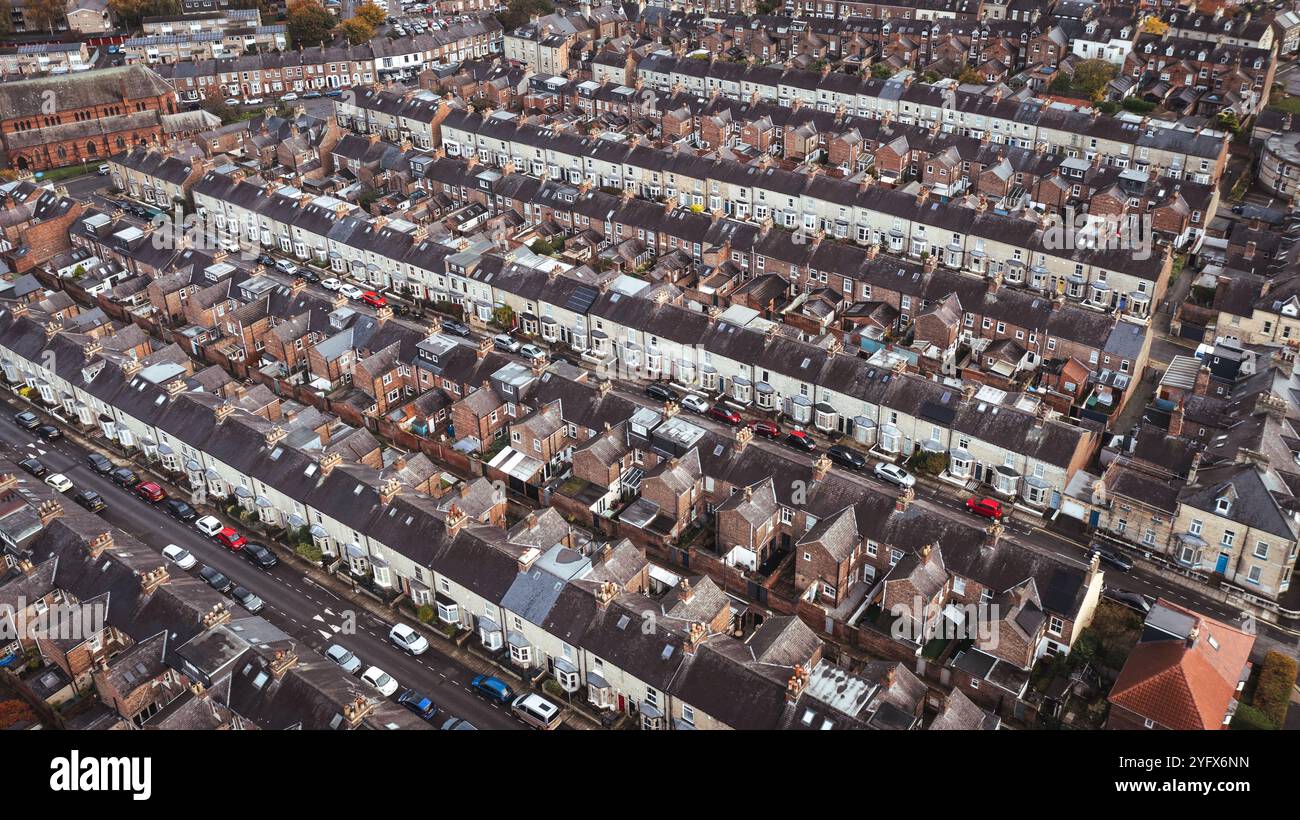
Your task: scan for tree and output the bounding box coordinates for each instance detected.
[25,0,66,33]
[957,67,981,85]
[1252,651,1297,728]
[354,1,385,27]
[497,0,553,31]
[870,63,893,79]
[338,17,374,44]
[287,0,334,48]
[0,0,14,35]
[1140,16,1169,35]
[108,0,179,28]
[1072,59,1118,102]
[200,96,240,124]
[0,700,34,730]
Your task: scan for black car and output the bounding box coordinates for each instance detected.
[110,467,139,487]
[257,254,276,267]
[240,542,279,569]
[198,565,234,593]
[783,431,817,452]
[397,689,440,722]
[295,268,320,283]
[1090,545,1134,573]
[161,498,197,523]
[13,411,40,430]
[34,424,61,441]
[18,457,46,478]
[645,383,679,402]
[86,453,114,474]
[441,320,471,337]
[74,489,106,513]
[826,444,866,470]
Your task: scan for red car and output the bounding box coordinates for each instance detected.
[965,497,1004,520]
[749,419,781,438]
[215,527,247,551]
[361,291,387,308]
[708,406,742,426]
[134,481,166,503]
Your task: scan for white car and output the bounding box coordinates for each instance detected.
[243,97,264,105]
[518,343,546,362]
[281,92,299,101]
[339,284,364,300]
[195,515,223,537]
[361,666,399,697]
[224,97,240,106]
[873,462,916,488]
[320,277,342,291]
[679,394,710,414]
[326,643,362,674]
[162,544,197,570]
[275,259,297,273]
[388,623,429,656]
[44,474,73,493]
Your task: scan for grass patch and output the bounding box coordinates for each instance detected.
[1268,94,1300,115]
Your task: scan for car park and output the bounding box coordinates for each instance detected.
[44,474,73,493]
[74,489,106,513]
[825,445,865,470]
[240,542,278,569]
[388,623,429,656]
[783,430,816,452]
[215,527,246,551]
[161,498,197,522]
[134,481,166,503]
[231,586,264,614]
[397,689,439,721]
[873,462,915,488]
[13,411,39,430]
[85,453,114,474]
[708,406,742,426]
[965,497,1004,519]
[470,674,513,703]
[110,467,138,487]
[198,565,234,593]
[361,666,399,697]
[162,544,196,570]
[492,333,521,353]
[645,383,678,402]
[679,394,710,414]
[195,515,223,537]
[325,644,362,674]
[34,424,61,441]
[18,458,46,478]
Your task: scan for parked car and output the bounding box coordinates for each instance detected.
[440,319,470,337]
[325,644,362,674]
[215,527,247,551]
[303,91,322,99]
[470,674,514,703]
[13,411,39,430]
[240,542,278,569]
[109,467,138,487]
[194,515,223,537]
[518,343,546,361]
[161,498,197,522]
[223,97,240,106]
[397,689,439,721]
[826,445,865,470]
[296,268,320,284]
[243,97,264,105]
[679,394,710,414]
[162,544,196,570]
[198,565,234,593]
[339,284,364,300]
[281,92,299,101]
[85,453,114,474]
[74,489,106,513]
[389,623,429,656]
[783,430,816,452]
[1090,545,1134,573]
[231,586,264,614]
[873,462,915,488]
[440,717,477,730]
[134,481,166,503]
[492,333,521,353]
[34,424,61,441]
[749,419,781,438]
[97,164,111,175]
[320,277,342,291]
[18,458,46,478]
[274,259,296,273]
[324,89,343,98]
[361,666,399,697]
[708,405,742,426]
[361,290,387,308]
[257,254,276,267]
[44,473,73,493]
[511,693,562,730]
[644,383,678,402]
[1104,587,1154,614]
[965,497,1004,519]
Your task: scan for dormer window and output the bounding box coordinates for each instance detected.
[1216,496,1231,515]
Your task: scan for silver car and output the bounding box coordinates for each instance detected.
[325,643,362,674]
[873,462,916,488]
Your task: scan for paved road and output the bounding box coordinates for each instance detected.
[0,396,532,730]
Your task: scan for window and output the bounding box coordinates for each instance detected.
[1254,541,1269,560]
[1189,519,1203,536]
[1048,616,1063,636]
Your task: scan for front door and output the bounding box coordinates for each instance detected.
[1215,552,1230,574]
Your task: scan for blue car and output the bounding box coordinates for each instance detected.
[398,689,439,721]
[470,675,513,704]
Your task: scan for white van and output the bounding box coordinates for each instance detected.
[510,693,561,730]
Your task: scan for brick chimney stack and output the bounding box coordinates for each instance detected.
[894,485,915,513]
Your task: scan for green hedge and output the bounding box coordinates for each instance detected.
[1253,651,1297,728]
[1229,703,1276,731]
